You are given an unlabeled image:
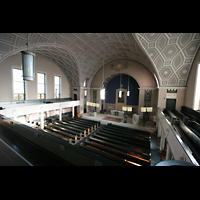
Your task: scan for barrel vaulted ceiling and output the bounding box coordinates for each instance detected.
[0,33,199,87]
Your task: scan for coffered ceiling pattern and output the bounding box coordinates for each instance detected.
[0,33,199,87]
[135,33,200,87]
[0,33,154,87]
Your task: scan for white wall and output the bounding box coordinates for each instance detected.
[0,53,70,101]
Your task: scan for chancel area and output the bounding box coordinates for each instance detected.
[0,33,200,166]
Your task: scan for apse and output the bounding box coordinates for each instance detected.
[105,74,140,106]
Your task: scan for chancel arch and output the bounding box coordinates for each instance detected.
[101,73,140,110]
[90,59,158,119]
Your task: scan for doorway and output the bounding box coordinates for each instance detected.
[166,99,176,111]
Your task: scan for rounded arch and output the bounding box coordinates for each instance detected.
[104,73,140,106]
[90,59,157,89]
[101,72,140,88]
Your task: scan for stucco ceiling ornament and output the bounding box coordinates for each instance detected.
[109,61,129,71]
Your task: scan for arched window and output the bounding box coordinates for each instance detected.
[194,64,200,110]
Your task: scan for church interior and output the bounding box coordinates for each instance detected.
[0,33,200,166]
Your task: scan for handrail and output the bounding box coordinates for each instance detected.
[157,107,199,166]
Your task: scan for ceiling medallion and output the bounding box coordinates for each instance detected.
[109,61,129,71]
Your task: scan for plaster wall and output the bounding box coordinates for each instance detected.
[0,53,70,102]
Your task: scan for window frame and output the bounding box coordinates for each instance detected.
[12,67,26,101]
[194,63,200,110]
[54,75,61,98]
[37,72,46,99]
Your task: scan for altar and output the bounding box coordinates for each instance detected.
[111,110,124,117]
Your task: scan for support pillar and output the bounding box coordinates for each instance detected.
[59,108,62,121]
[159,128,166,151]
[157,121,162,137]
[72,106,74,118]
[40,111,44,129]
[166,143,172,160]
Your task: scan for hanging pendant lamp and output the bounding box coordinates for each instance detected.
[20,33,35,81]
[127,75,130,96]
[100,33,106,100]
[118,60,123,98]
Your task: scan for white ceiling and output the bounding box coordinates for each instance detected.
[0,33,199,87]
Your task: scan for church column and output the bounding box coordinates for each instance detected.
[157,121,162,137]
[40,111,44,129]
[59,108,62,121]
[166,144,172,160]
[160,128,166,151]
[72,106,74,118]
[79,87,84,114]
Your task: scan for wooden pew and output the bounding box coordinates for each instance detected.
[99,128,150,147]
[49,124,82,140]
[92,133,150,157]
[55,121,86,135]
[62,119,96,133]
[84,140,150,166]
[71,117,101,127]
[96,130,150,149]
[188,121,200,138]
[181,106,200,124]
[171,109,189,126]
[65,118,99,131]
[106,123,150,138]
[163,108,177,125]
[89,136,150,161]
[79,142,134,166]
[39,127,72,144]
[102,126,150,141]
[44,126,74,138]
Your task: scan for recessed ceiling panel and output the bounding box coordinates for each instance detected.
[135,33,200,87]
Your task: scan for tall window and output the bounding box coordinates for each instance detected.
[37,72,46,99]
[13,68,25,100]
[194,64,200,110]
[54,75,61,98]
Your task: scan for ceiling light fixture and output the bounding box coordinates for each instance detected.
[127,75,130,96]
[101,33,106,100]
[20,33,35,81]
[118,60,123,98]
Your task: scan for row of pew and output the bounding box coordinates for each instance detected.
[38,117,101,145]
[79,123,151,166]
[163,107,200,164]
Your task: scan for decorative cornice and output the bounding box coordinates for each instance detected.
[158,86,187,90]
